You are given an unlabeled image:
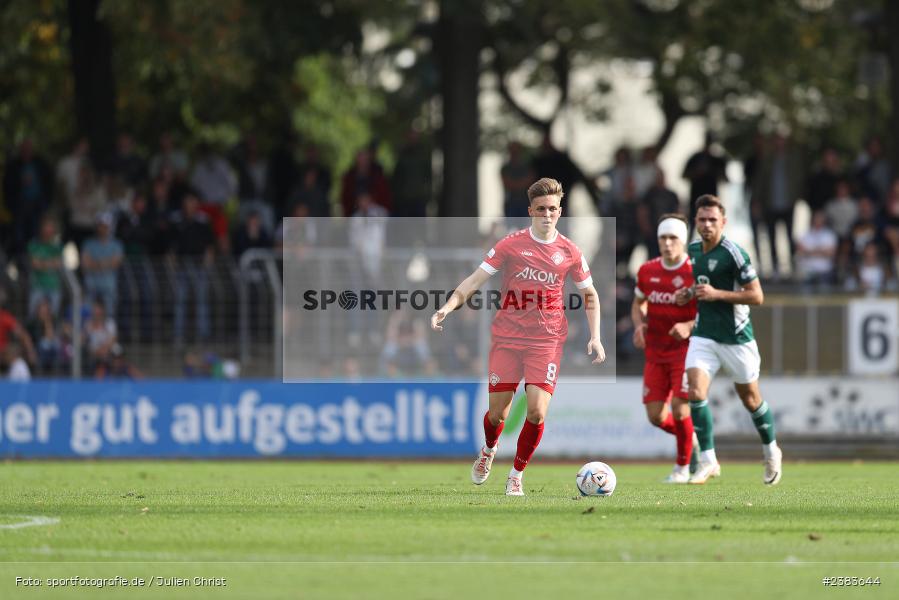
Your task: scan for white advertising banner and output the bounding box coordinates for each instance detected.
[847,299,899,375]
[486,377,899,459]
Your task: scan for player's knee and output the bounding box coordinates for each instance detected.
[647,412,664,427]
[525,408,545,424]
[688,385,706,402]
[486,412,505,426]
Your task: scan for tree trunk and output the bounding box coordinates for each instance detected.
[437,0,482,218]
[68,0,117,166]
[886,0,899,172]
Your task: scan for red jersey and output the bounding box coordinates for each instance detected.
[635,256,696,363]
[480,227,592,348]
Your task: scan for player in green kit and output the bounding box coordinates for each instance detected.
[675,195,783,485]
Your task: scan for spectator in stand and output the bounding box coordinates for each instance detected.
[267,132,300,222]
[392,129,433,219]
[682,133,727,225]
[94,343,143,380]
[825,180,859,240]
[744,134,767,262]
[290,166,331,220]
[231,210,273,259]
[642,171,680,231]
[55,137,90,218]
[846,197,884,260]
[380,312,435,377]
[531,132,579,205]
[4,342,31,381]
[191,143,236,250]
[109,133,147,187]
[605,147,633,208]
[854,136,891,205]
[81,212,124,317]
[847,242,892,295]
[340,147,391,216]
[500,141,534,223]
[275,203,318,262]
[116,191,156,341]
[0,291,38,368]
[806,147,843,214]
[883,178,899,276]
[27,297,63,374]
[83,298,117,370]
[2,138,53,258]
[742,133,765,202]
[232,133,273,233]
[298,145,332,218]
[170,193,215,346]
[752,133,803,277]
[27,216,63,316]
[612,177,640,269]
[795,210,838,287]
[66,160,108,250]
[632,145,662,199]
[348,192,389,347]
[442,304,481,376]
[105,173,134,216]
[149,132,189,180]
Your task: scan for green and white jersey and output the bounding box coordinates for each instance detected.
[687,236,758,344]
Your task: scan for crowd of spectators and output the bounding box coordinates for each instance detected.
[0,129,435,379]
[4,126,899,379]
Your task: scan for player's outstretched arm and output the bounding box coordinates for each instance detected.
[581,284,605,364]
[430,267,492,332]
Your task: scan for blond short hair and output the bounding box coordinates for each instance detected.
[527,178,564,203]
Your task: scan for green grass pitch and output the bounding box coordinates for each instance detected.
[1,461,897,599]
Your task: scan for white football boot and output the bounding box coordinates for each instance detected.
[688,460,722,485]
[664,465,691,484]
[470,446,496,485]
[763,445,783,485]
[505,475,524,496]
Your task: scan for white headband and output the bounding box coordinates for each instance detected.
[657,218,688,245]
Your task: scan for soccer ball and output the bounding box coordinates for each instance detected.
[576,461,617,497]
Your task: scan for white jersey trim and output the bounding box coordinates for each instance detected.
[574,275,594,289]
[661,256,688,271]
[722,239,746,268]
[479,261,498,275]
[528,226,559,245]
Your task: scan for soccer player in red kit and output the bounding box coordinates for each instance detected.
[431,178,605,496]
[632,213,700,483]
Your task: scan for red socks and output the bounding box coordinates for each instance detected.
[673,416,695,467]
[657,412,677,435]
[513,419,544,472]
[483,411,504,449]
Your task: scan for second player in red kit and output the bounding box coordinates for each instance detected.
[432,178,605,496]
[632,213,699,483]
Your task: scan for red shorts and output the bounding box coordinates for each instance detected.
[642,360,688,404]
[488,341,563,395]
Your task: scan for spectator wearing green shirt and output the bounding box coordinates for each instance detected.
[28,216,63,316]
